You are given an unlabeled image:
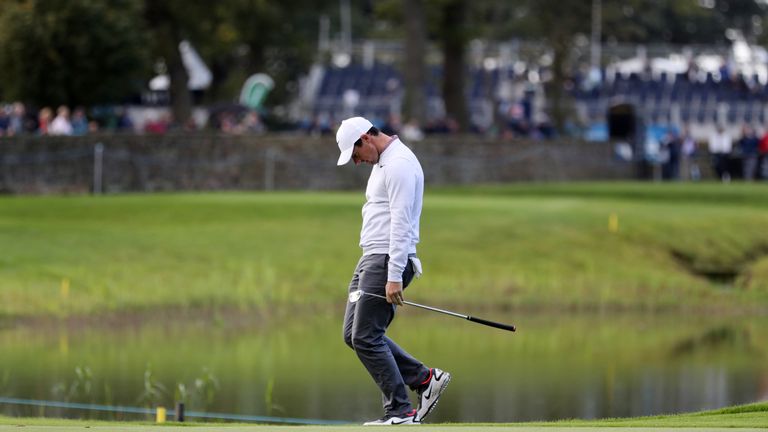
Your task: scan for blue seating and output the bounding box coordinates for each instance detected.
[313,61,768,126]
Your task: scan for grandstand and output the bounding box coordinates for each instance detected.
[303,37,768,141]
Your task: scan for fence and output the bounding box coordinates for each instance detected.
[0,133,637,194]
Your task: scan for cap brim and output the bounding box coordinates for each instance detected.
[337,147,353,165]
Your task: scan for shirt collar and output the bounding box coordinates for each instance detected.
[378,135,400,167]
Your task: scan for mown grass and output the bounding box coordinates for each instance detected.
[1,182,768,319]
[522,401,768,427]
[0,401,766,429]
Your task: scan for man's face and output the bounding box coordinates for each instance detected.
[352,136,379,165]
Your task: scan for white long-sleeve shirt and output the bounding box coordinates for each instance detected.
[49,116,73,135]
[360,137,424,282]
[708,130,732,154]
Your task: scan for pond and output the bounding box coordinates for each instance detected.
[1,309,766,424]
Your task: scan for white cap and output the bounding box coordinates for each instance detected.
[336,116,373,165]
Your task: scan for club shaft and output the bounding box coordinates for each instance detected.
[404,300,467,319]
[359,291,515,332]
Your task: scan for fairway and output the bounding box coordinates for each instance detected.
[2,182,768,319]
[2,401,767,430]
[0,428,764,432]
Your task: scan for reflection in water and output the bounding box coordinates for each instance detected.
[670,325,756,357]
[0,311,766,423]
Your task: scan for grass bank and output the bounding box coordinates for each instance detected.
[1,183,768,319]
[1,401,766,430]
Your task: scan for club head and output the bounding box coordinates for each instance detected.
[348,290,363,303]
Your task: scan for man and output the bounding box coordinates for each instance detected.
[337,117,450,425]
[708,126,733,182]
[737,125,759,181]
[49,106,74,136]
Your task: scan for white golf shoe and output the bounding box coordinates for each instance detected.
[363,408,419,426]
[415,368,451,422]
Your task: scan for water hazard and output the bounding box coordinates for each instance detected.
[1,310,766,423]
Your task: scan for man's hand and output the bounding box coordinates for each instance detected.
[385,281,404,306]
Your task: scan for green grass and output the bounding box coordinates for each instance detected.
[2,182,768,319]
[1,402,766,430]
[524,401,768,427]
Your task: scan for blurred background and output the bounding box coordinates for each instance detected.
[1,0,768,426]
[4,0,768,188]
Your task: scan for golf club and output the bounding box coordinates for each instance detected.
[348,290,516,332]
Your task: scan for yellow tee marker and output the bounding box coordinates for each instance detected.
[60,278,70,300]
[156,406,167,423]
[608,213,619,233]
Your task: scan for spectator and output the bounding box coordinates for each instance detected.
[445,117,460,134]
[144,113,171,134]
[424,117,451,134]
[737,125,759,181]
[183,116,198,132]
[380,113,402,136]
[71,107,89,135]
[49,106,73,135]
[38,107,53,135]
[708,126,733,182]
[401,119,424,142]
[719,60,731,84]
[298,114,314,134]
[536,119,556,139]
[680,128,700,181]
[115,107,134,131]
[218,112,238,133]
[314,112,333,135]
[8,102,26,136]
[238,111,264,134]
[759,129,768,180]
[0,105,9,136]
[661,130,681,180]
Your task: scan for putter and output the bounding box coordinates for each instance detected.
[348,290,516,332]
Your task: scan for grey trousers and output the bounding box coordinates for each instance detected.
[342,254,430,416]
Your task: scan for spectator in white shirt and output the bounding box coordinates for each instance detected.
[49,106,74,136]
[708,126,732,181]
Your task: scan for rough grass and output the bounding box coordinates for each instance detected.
[1,183,768,319]
[1,401,766,430]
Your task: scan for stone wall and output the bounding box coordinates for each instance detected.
[0,133,637,194]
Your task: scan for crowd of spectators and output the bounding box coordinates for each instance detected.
[0,101,271,137]
[656,123,768,182]
[0,102,118,136]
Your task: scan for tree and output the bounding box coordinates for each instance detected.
[529,0,591,134]
[435,0,470,131]
[168,0,339,110]
[376,0,472,131]
[485,1,590,133]
[477,0,768,133]
[0,0,149,107]
[600,0,766,45]
[143,0,195,124]
[402,0,427,125]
